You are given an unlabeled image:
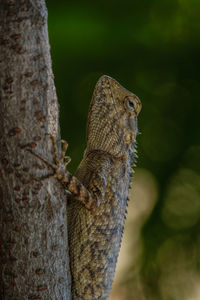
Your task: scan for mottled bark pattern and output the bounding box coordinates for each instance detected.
[67,76,141,299]
[0,1,71,299]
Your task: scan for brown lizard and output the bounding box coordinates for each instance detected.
[27,75,141,299]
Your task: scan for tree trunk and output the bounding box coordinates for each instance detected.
[0,1,71,299]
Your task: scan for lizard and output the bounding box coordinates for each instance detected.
[27,75,142,299]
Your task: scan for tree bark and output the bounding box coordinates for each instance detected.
[0,0,71,299]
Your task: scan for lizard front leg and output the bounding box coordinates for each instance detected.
[26,136,104,212]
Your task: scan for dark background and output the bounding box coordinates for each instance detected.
[47,1,200,299]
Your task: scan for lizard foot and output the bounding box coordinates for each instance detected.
[26,135,97,212]
[26,135,71,181]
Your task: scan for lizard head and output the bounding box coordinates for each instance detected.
[86,75,142,158]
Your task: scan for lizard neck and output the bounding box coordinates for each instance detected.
[84,149,128,162]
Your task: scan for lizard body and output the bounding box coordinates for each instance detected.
[27,75,141,299]
[67,75,141,299]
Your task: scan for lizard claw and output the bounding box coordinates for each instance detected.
[64,156,71,167]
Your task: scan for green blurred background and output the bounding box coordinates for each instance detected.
[47,1,200,299]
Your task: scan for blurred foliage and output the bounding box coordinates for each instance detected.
[46,0,200,299]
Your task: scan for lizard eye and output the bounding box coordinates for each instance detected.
[124,96,135,111]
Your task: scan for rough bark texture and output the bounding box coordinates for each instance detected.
[0,0,71,299]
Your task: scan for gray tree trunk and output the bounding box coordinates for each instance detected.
[0,0,71,299]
